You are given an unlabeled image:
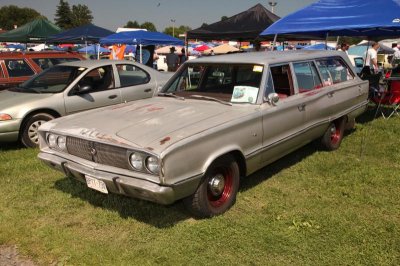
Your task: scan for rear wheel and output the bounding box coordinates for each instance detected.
[320,118,345,151]
[184,155,240,218]
[21,113,54,148]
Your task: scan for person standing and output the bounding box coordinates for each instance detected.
[338,42,349,54]
[365,42,380,73]
[166,46,179,72]
[392,43,400,66]
[179,48,187,66]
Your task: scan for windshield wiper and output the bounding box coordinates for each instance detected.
[188,94,232,106]
[158,92,185,100]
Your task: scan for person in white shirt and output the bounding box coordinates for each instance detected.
[365,42,380,73]
[392,43,400,66]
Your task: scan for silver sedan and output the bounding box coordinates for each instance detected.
[0,60,172,147]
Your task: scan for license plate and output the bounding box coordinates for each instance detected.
[85,175,108,194]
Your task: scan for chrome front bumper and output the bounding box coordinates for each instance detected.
[38,152,198,205]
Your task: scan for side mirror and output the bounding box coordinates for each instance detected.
[266,93,280,106]
[75,84,92,94]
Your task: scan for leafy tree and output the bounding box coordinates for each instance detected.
[55,0,72,29]
[140,22,157,32]
[163,25,192,37]
[125,20,140,28]
[70,4,93,28]
[0,5,42,30]
[221,16,228,21]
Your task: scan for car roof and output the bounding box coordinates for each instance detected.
[58,59,155,70]
[189,50,351,65]
[0,51,83,58]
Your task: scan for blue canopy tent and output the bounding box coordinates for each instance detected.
[260,0,400,40]
[47,24,114,43]
[78,45,109,54]
[100,30,183,63]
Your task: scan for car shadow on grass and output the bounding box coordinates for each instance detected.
[0,142,24,151]
[54,177,191,228]
[239,142,317,192]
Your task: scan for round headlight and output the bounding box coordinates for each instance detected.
[57,136,67,151]
[146,156,159,174]
[129,153,143,170]
[48,134,57,148]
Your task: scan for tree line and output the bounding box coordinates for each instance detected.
[0,1,193,37]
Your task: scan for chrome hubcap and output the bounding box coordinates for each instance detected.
[330,124,337,134]
[28,120,45,144]
[208,174,225,197]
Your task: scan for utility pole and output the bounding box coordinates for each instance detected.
[171,19,176,37]
[268,1,277,13]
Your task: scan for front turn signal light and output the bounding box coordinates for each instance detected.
[0,114,12,121]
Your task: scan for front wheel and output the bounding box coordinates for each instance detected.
[320,119,345,151]
[21,113,54,148]
[184,155,240,218]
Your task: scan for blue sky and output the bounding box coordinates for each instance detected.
[0,0,317,31]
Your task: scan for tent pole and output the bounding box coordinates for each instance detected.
[325,32,329,50]
[97,43,100,60]
[140,44,143,64]
[336,36,340,49]
[85,40,87,58]
[272,34,278,49]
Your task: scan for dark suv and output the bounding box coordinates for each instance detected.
[0,51,85,89]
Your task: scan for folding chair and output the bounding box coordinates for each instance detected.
[373,76,400,119]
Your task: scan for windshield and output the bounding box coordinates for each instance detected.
[16,65,86,93]
[161,63,264,104]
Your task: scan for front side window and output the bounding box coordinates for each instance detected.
[116,64,150,87]
[269,64,294,98]
[77,65,115,92]
[5,59,35,77]
[14,65,86,93]
[316,58,354,85]
[293,61,323,92]
[162,63,263,104]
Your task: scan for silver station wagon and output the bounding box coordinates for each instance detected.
[38,51,369,218]
[0,60,171,147]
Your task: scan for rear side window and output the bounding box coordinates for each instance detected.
[293,62,323,92]
[5,59,35,77]
[316,58,354,85]
[116,64,150,87]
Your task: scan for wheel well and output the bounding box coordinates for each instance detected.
[216,150,247,178]
[19,109,61,138]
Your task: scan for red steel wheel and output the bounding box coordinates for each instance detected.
[184,154,240,218]
[321,118,345,151]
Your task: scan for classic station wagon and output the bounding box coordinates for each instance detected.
[38,51,369,218]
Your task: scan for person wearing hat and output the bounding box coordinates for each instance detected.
[166,46,179,72]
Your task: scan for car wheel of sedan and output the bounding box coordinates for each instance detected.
[21,113,54,148]
[321,118,345,151]
[184,155,240,218]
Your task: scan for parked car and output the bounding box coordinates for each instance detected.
[38,51,369,218]
[0,59,172,147]
[0,51,85,90]
[347,54,364,75]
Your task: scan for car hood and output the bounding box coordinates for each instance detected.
[47,97,255,154]
[0,89,53,111]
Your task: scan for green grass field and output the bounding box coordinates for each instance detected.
[0,107,399,265]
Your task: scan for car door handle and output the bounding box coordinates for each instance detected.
[144,88,152,93]
[298,103,306,112]
[108,94,118,99]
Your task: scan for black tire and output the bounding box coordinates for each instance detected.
[183,154,240,218]
[21,113,54,148]
[320,118,345,151]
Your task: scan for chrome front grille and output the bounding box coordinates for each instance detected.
[66,137,130,170]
